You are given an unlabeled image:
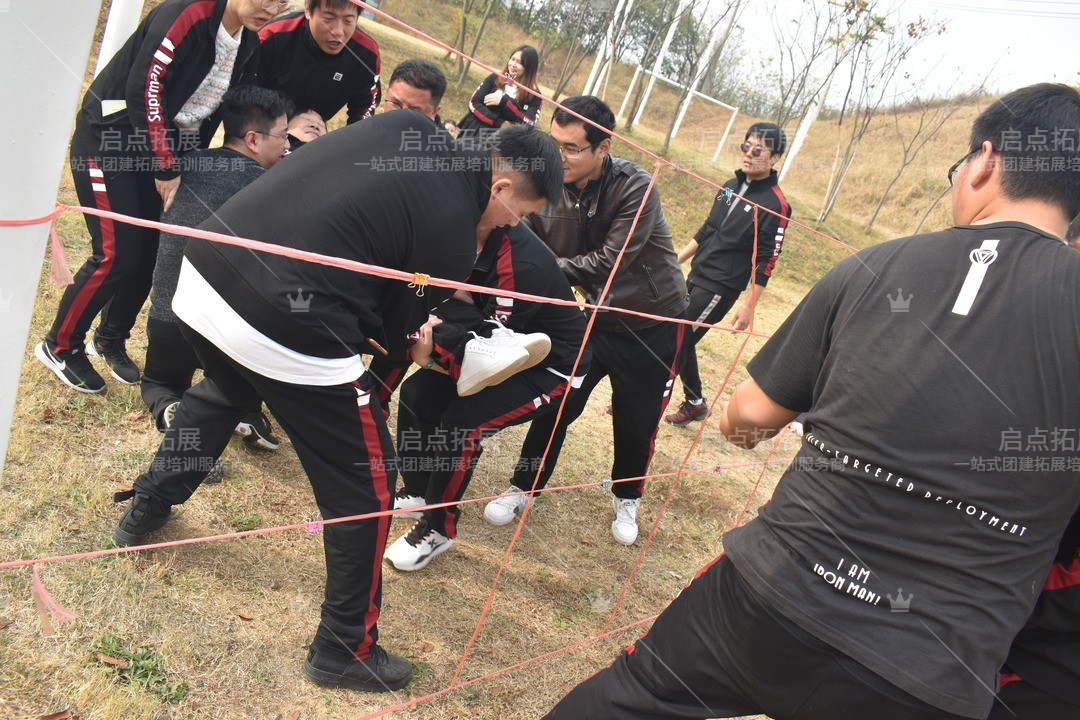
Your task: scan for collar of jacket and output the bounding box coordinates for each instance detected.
[733,167,780,188]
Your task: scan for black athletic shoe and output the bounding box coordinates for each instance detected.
[86,337,141,384]
[203,458,226,485]
[34,341,106,394]
[112,491,173,547]
[235,410,280,451]
[303,645,413,692]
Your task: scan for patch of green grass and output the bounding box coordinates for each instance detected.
[231,514,262,532]
[92,633,188,703]
[251,668,272,684]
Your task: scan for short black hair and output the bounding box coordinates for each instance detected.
[220,85,294,139]
[388,59,447,107]
[489,124,563,202]
[746,122,787,155]
[969,83,1080,220]
[552,95,615,147]
[306,0,358,13]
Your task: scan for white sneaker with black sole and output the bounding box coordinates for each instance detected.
[384,518,453,571]
[483,486,533,526]
[234,410,280,451]
[611,497,639,545]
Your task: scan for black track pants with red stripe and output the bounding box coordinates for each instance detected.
[511,320,683,499]
[396,365,568,538]
[678,283,739,403]
[131,323,396,663]
[544,555,971,720]
[48,130,161,353]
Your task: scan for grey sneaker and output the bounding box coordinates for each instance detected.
[86,336,141,384]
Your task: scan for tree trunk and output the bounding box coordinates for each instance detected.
[458,0,498,86]
[913,185,950,234]
[444,0,474,74]
[867,167,904,228]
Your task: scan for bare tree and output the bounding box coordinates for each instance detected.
[867,86,983,228]
[769,0,851,128]
[458,0,500,86]
[817,5,946,223]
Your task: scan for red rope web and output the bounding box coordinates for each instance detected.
[0,1,862,715]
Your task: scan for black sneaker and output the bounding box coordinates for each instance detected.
[664,400,709,427]
[86,337,141,384]
[112,491,173,546]
[303,645,412,692]
[235,410,280,451]
[34,341,106,394]
[203,458,226,485]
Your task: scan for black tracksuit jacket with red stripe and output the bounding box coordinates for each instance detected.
[688,169,790,297]
[460,73,541,129]
[256,12,381,124]
[1002,511,1080,704]
[75,0,260,180]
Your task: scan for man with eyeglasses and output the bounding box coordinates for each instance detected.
[545,83,1080,720]
[664,122,791,427]
[34,0,271,395]
[256,0,381,147]
[483,95,688,546]
[141,85,292,450]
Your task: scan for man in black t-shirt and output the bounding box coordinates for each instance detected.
[545,83,1080,720]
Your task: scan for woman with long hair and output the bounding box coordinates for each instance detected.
[454,45,541,136]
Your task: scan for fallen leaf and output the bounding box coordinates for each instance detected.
[0,617,11,630]
[285,712,301,720]
[233,610,254,621]
[35,711,75,720]
[95,652,129,669]
[66,520,81,533]
[126,411,147,423]
[42,407,55,424]
[419,641,434,653]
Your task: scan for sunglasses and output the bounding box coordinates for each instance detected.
[740,142,770,158]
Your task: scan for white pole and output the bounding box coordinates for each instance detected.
[616,64,643,122]
[583,0,627,95]
[0,0,101,475]
[780,74,833,182]
[710,107,739,164]
[632,0,689,127]
[95,0,144,76]
[671,1,741,139]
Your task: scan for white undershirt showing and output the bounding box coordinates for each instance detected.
[174,24,242,129]
[173,258,366,386]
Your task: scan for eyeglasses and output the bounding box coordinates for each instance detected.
[556,141,598,157]
[260,0,292,12]
[947,150,979,186]
[257,130,290,141]
[740,142,770,158]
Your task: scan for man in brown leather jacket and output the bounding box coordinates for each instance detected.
[484,95,688,545]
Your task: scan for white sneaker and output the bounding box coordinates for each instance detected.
[484,319,551,370]
[483,486,533,526]
[457,335,530,396]
[790,421,805,436]
[611,497,639,545]
[384,518,454,571]
[393,490,425,519]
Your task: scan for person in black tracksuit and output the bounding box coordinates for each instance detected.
[454,45,542,137]
[383,223,591,571]
[35,0,269,394]
[109,115,563,692]
[988,511,1080,718]
[497,96,688,547]
[256,0,381,147]
[664,123,791,427]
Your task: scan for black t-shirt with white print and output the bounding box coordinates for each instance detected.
[724,222,1080,718]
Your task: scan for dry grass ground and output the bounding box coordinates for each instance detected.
[1,1,988,718]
